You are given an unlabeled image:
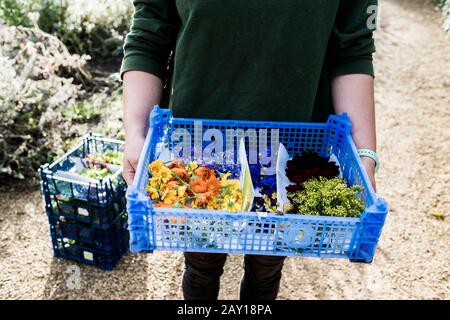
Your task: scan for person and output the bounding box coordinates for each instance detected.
[121,0,379,300]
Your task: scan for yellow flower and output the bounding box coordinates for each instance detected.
[230,187,242,199]
[206,197,219,210]
[159,167,173,183]
[224,197,240,213]
[262,195,277,213]
[159,183,170,195]
[191,199,199,209]
[146,185,159,200]
[220,172,231,182]
[149,160,164,176]
[186,161,198,173]
[213,178,242,212]
[161,189,178,205]
[149,177,160,187]
[177,185,187,198]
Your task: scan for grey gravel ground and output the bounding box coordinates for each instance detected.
[0,0,449,300]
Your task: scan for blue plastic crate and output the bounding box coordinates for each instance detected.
[45,193,126,230]
[39,133,126,206]
[49,215,129,271]
[127,107,388,263]
[48,213,128,252]
[50,234,129,271]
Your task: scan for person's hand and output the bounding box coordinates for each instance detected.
[122,133,146,186]
[360,156,376,192]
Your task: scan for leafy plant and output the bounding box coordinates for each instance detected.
[63,101,101,123]
[85,152,123,166]
[0,0,35,27]
[0,26,89,179]
[287,177,366,218]
[79,166,112,179]
[0,0,133,60]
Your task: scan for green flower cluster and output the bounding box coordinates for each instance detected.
[287,177,365,218]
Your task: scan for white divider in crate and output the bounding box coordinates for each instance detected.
[238,138,255,212]
[276,143,291,212]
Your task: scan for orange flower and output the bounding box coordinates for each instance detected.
[166,159,190,181]
[189,166,221,195]
[195,166,215,180]
[161,189,178,206]
[166,180,182,190]
[197,191,216,206]
[171,167,190,180]
[190,178,207,193]
[167,159,184,170]
[190,175,221,194]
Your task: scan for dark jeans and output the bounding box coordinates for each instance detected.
[182,252,286,300]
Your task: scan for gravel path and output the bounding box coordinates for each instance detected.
[0,0,449,300]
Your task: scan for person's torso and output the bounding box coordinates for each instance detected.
[168,0,340,122]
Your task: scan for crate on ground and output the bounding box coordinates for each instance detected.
[48,213,128,252]
[127,107,388,263]
[39,133,126,206]
[46,193,126,230]
[39,133,129,270]
[50,228,129,271]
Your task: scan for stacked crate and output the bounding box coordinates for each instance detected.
[39,133,128,270]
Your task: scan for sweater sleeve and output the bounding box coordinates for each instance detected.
[329,0,377,78]
[120,0,180,80]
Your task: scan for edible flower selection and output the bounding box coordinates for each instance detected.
[146,151,366,218]
[249,151,365,217]
[250,164,278,213]
[283,152,365,217]
[77,151,123,180]
[146,160,243,212]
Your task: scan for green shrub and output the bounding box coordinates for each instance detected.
[0,0,133,60]
[0,26,90,178]
[0,26,124,179]
[63,101,101,123]
[0,0,34,27]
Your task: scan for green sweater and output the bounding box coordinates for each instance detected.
[121,0,377,122]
